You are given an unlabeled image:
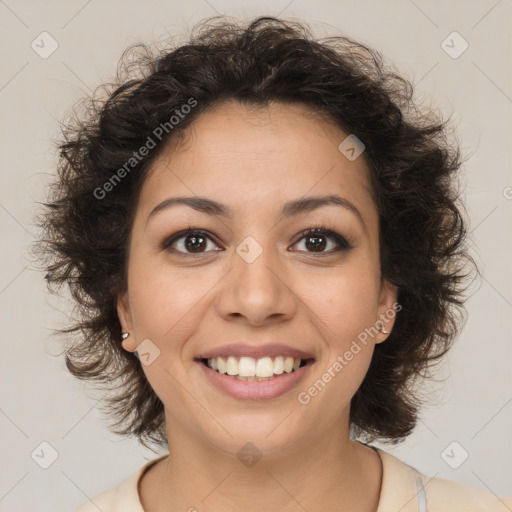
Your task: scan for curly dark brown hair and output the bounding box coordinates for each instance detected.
[35,15,477,450]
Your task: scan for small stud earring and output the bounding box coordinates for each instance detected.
[121,332,130,341]
[380,326,389,334]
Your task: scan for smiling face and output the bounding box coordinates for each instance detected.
[117,99,397,458]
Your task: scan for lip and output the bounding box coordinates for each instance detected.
[196,358,315,400]
[196,343,315,360]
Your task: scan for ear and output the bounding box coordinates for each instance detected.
[117,292,137,352]
[375,279,399,344]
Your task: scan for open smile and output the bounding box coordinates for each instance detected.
[196,357,315,400]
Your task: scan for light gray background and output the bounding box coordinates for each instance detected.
[0,1,511,511]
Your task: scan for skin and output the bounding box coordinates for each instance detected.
[117,99,398,511]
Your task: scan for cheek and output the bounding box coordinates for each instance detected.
[295,272,379,414]
[294,267,381,403]
[297,267,380,347]
[128,254,207,340]
[126,261,208,415]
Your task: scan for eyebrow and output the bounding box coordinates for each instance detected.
[146,194,367,232]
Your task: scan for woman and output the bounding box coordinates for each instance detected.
[38,15,511,511]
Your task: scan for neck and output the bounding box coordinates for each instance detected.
[140,417,383,512]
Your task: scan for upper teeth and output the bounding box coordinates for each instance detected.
[208,356,302,377]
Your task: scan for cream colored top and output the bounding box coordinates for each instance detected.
[71,447,512,511]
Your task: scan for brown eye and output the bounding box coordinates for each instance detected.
[162,230,221,255]
[292,227,352,254]
[182,233,208,253]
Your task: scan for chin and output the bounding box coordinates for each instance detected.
[196,410,310,460]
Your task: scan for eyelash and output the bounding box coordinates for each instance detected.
[161,225,353,257]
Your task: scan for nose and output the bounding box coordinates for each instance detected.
[215,239,297,326]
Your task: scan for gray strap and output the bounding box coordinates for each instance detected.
[415,472,428,512]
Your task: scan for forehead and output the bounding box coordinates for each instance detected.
[138,100,376,226]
